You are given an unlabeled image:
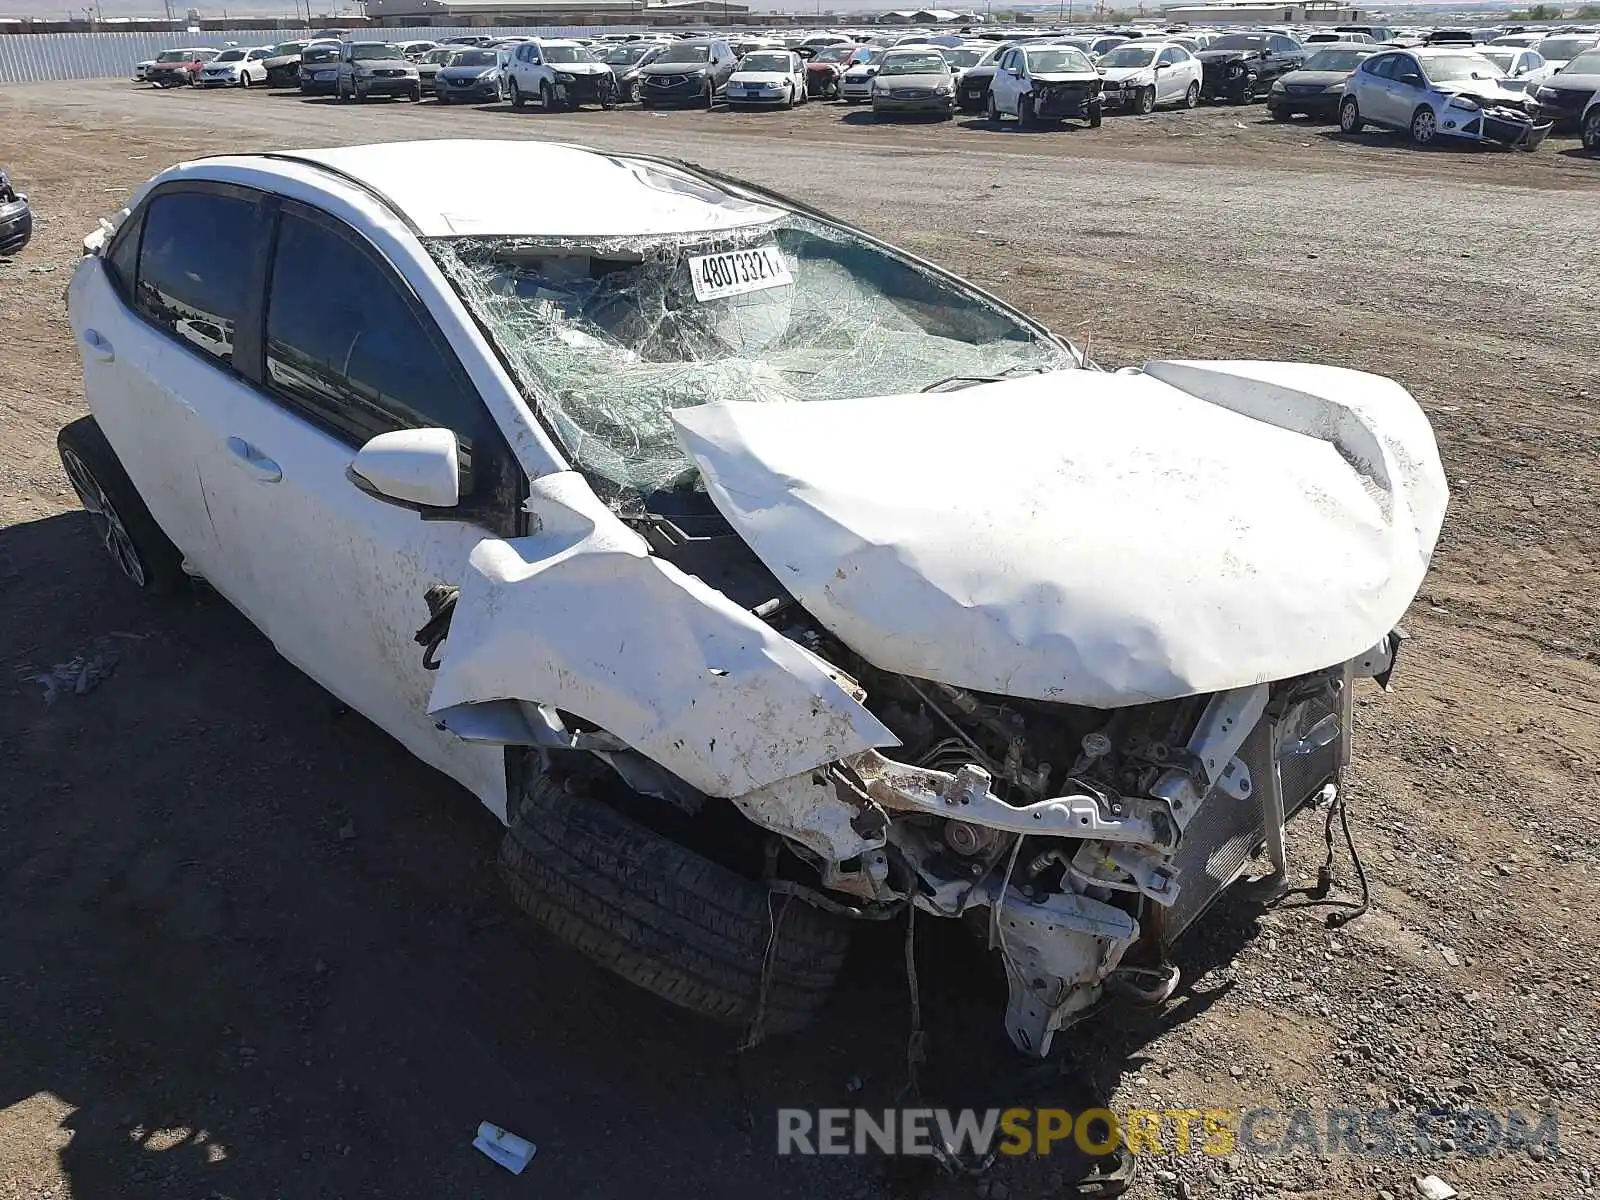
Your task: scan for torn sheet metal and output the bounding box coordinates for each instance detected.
[426,471,898,798]
[674,361,1447,709]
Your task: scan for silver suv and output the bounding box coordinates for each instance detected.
[336,41,421,103]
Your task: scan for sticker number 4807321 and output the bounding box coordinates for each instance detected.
[687,246,795,302]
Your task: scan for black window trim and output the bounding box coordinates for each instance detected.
[115,178,273,382]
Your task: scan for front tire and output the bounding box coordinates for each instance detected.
[510,78,524,108]
[986,89,1001,122]
[1339,96,1363,134]
[1585,106,1600,152]
[500,771,850,1037]
[1410,104,1437,145]
[57,417,187,594]
[238,72,251,89]
[1088,102,1102,128]
[1184,80,1199,109]
[1018,93,1036,128]
[541,80,555,110]
[1135,85,1155,115]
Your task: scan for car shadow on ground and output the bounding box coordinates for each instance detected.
[0,510,1268,1197]
[838,109,958,127]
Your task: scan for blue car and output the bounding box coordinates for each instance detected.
[435,47,507,105]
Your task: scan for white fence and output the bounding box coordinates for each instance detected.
[0,26,643,84]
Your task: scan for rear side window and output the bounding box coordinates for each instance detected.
[134,189,258,367]
[263,207,487,451]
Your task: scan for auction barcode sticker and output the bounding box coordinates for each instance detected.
[687,246,794,302]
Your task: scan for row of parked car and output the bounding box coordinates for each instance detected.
[132,25,1600,150]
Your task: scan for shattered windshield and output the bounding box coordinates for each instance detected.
[428,220,1073,499]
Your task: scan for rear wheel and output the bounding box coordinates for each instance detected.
[1339,95,1363,134]
[500,771,851,1036]
[57,417,187,594]
[1409,104,1436,145]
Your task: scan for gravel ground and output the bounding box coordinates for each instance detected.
[1,80,1598,1200]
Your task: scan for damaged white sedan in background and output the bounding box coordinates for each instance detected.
[63,140,1447,1057]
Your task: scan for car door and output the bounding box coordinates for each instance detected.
[247,48,269,80]
[1154,47,1179,102]
[197,197,521,814]
[1352,52,1396,124]
[991,48,1018,112]
[1386,53,1427,123]
[68,182,271,590]
[714,40,736,87]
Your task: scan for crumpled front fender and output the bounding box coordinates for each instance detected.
[426,471,898,799]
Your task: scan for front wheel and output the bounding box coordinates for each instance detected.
[541,81,555,110]
[510,78,524,108]
[499,771,851,1037]
[986,90,1001,122]
[238,72,251,89]
[1018,93,1036,128]
[1184,80,1199,109]
[1409,104,1437,145]
[1270,104,1291,121]
[1088,103,1102,128]
[1232,76,1255,104]
[1135,85,1155,115]
[1339,96,1363,134]
[1585,106,1600,152]
[57,417,187,594]
[703,80,715,108]
[409,82,422,103]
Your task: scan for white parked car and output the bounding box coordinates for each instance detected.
[838,45,887,102]
[1339,46,1551,147]
[725,49,809,108]
[987,43,1104,127]
[1096,40,1203,111]
[64,139,1444,1056]
[1533,33,1599,71]
[1478,46,1553,92]
[504,37,619,109]
[197,46,270,89]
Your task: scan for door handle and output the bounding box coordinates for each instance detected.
[82,328,115,362]
[226,436,283,483]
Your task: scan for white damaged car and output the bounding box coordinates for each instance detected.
[63,140,1447,1054]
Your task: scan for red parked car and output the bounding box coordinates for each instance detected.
[805,43,862,98]
[146,47,221,87]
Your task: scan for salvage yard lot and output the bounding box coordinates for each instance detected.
[1,79,1598,1199]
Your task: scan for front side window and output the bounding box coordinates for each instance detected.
[134,189,258,367]
[265,209,487,452]
[427,218,1074,500]
[214,49,245,62]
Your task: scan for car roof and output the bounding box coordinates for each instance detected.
[196,141,788,240]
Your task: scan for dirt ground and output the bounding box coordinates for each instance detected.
[2,80,1598,1200]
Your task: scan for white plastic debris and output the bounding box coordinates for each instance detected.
[474,1122,536,1175]
[1415,1175,1458,1200]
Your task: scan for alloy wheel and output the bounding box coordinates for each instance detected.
[60,447,146,587]
[1411,106,1436,144]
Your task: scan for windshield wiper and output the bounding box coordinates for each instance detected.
[919,363,1053,393]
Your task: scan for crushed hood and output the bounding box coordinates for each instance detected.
[673,361,1447,708]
